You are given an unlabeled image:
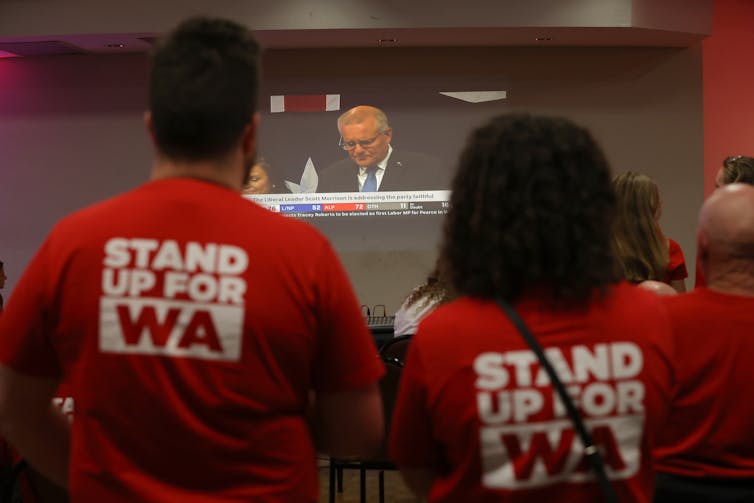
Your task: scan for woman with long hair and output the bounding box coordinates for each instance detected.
[388,114,675,502]
[612,172,687,292]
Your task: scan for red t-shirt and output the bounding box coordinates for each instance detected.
[664,238,688,283]
[654,288,754,478]
[389,283,675,502]
[0,178,384,502]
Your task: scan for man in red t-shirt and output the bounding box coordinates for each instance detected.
[695,155,754,288]
[0,17,384,502]
[389,115,675,502]
[654,183,754,502]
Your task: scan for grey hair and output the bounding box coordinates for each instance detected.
[337,106,389,133]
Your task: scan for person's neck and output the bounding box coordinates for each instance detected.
[707,272,754,297]
[150,153,245,191]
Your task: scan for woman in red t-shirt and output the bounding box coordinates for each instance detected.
[388,115,675,503]
[612,172,687,292]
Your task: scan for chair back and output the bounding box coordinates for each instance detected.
[379,334,412,364]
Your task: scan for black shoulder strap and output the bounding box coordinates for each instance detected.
[496,297,620,503]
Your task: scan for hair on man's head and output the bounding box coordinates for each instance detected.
[441,113,618,303]
[149,17,260,161]
[722,156,754,185]
[337,106,389,133]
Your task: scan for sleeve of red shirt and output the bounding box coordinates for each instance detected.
[0,237,62,378]
[388,339,442,469]
[666,238,688,281]
[310,240,384,393]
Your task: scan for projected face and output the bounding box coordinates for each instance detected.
[339,117,392,167]
[243,163,272,194]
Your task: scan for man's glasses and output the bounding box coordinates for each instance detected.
[338,132,385,151]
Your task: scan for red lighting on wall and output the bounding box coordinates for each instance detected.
[0,50,19,59]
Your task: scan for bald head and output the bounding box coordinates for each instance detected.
[698,183,754,290]
[637,280,678,296]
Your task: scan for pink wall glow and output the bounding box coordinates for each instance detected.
[703,0,754,196]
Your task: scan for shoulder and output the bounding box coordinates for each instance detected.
[318,158,357,192]
[601,283,675,369]
[667,238,684,258]
[661,288,719,318]
[412,297,490,346]
[390,150,440,167]
[604,282,668,318]
[594,283,673,346]
[322,158,354,173]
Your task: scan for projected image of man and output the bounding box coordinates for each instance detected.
[317,105,443,192]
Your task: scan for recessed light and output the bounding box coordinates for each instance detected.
[535,37,552,41]
[105,43,126,48]
[377,38,397,44]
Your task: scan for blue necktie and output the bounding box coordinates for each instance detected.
[362,166,378,192]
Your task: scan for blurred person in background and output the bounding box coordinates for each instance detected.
[654,184,754,502]
[612,171,688,292]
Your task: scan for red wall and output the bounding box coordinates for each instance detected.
[703,0,754,196]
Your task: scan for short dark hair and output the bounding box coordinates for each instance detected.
[441,114,618,303]
[149,17,260,161]
[722,156,754,185]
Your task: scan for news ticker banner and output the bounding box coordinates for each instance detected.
[244,190,451,218]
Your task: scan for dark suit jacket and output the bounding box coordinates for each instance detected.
[317,150,447,192]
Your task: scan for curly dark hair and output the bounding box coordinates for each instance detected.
[441,114,619,303]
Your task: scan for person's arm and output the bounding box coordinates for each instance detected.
[310,382,383,458]
[0,365,69,487]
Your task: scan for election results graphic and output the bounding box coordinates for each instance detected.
[98,238,248,361]
[474,342,645,488]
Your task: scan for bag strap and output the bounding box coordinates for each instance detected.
[496,297,620,503]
